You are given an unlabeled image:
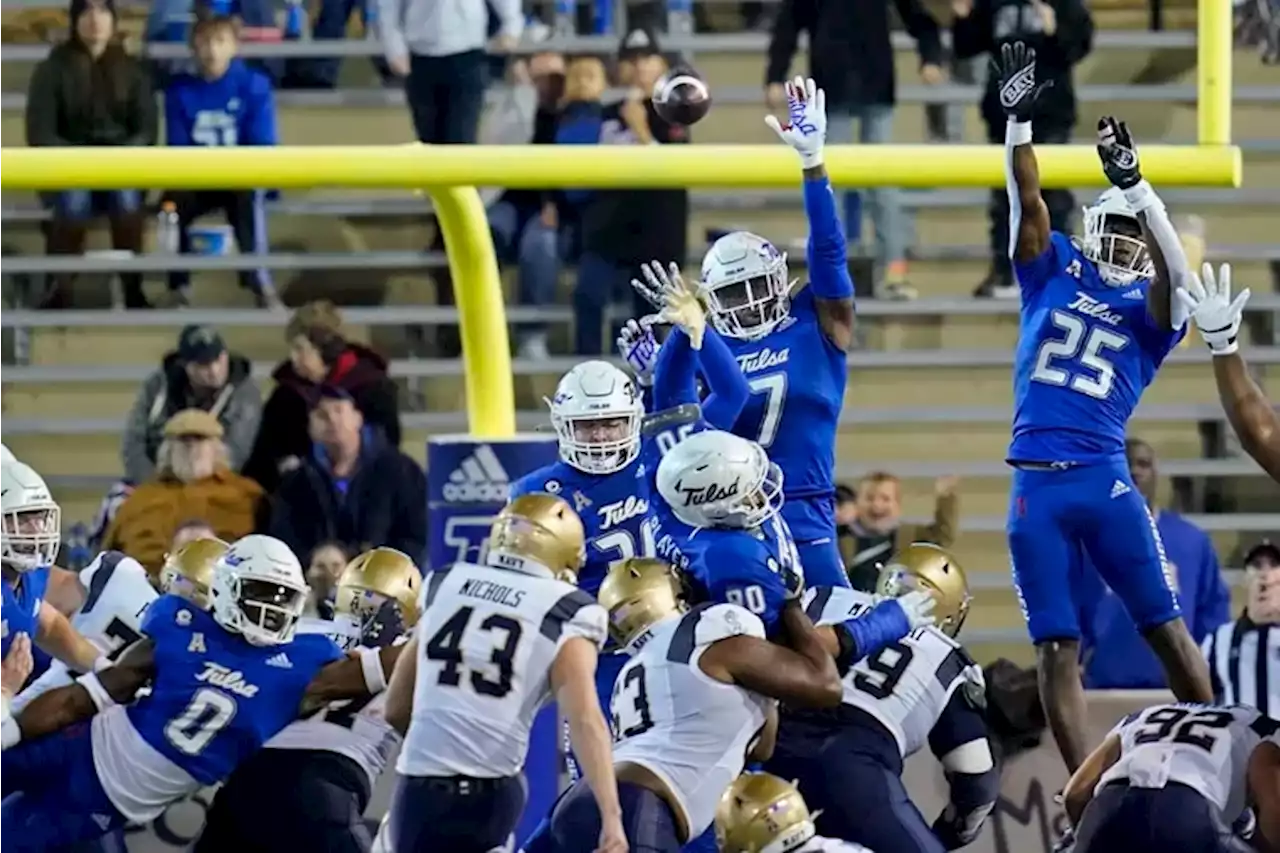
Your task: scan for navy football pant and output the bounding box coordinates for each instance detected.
[766,720,945,853]
[388,773,525,853]
[0,723,129,852]
[1007,460,1182,643]
[525,779,682,853]
[1075,782,1253,853]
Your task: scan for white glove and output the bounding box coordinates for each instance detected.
[764,76,827,170]
[631,260,708,350]
[1175,262,1251,356]
[894,590,937,631]
[616,318,659,386]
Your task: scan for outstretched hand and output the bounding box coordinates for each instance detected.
[1175,262,1251,356]
[631,260,708,349]
[992,41,1052,122]
[764,76,827,170]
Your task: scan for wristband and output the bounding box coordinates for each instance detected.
[1122,179,1162,215]
[77,671,117,713]
[1006,119,1032,147]
[360,647,388,694]
[2,715,23,750]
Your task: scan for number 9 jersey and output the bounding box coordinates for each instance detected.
[1098,703,1280,823]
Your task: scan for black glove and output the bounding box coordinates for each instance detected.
[1096,115,1143,189]
[992,41,1053,122]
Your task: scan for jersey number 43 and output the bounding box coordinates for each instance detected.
[1031,311,1129,400]
[425,606,524,699]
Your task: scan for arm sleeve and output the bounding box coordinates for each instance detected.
[243,75,279,145]
[892,0,943,67]
[697,329,750,429]
[26,61,68,146]
[163,86,190,146]
[764,0,805,85]
[376,0,408,60]
[652,327,701,410]
[804,176,855,301]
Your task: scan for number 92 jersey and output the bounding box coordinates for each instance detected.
[1098,703,1280,822]
[1011,232,1186,462]
[803,586,984,759]
[397,562,607,779]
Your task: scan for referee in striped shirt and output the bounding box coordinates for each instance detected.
[1203,540,1280,716]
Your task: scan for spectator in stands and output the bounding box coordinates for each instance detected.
[162,16,282,309]
[170,518,218,551]
[1078,437,1230,689]
[104,410,264,573]
[952,0,1093,298]
[122,323,261,484]
[838,471,960,590]
[488,50,569,360]
[835,483,858,529]
[574,28,689,356]
[765,0,943,300]
[243,301,401,493]
[146,0,281,85]
[268,388,426,565]
[26,0,157,310]
[306,540,350,618]
[378,0,521,356]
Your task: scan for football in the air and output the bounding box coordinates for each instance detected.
[652,65,712,126]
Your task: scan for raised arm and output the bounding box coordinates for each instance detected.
[764,77,855,351]
[993,43,1053,265]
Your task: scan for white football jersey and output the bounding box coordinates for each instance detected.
[802,586,984,758]
[13,551,156,714]
[264,618,400,785]
[1097,702,1280,822]
[610,603,772,838]
[398,561,607,778]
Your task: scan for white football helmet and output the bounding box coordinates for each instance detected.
[698,231,793,340]
[656,430,784,530]
[209,534,309,646]
[1080,187,1155,286]
[548,360,644,475]
[1,460,61,573]
[0,444,14,464]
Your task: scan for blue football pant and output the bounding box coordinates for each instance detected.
[1008,461,1182,644]
[1,724,128,852]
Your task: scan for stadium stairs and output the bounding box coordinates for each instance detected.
[1,14,1276,663]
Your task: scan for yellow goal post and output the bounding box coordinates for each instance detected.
[0,0,1238,439]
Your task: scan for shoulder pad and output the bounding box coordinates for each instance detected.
[697,603,765,646]
[562,601,608,649]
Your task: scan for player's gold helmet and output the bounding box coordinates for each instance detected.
[876,542,971,637]
[487,493,585,583]
[335,547,423,647]
[159,537,228,609]
[716,772,816,853]
[597,557,686,647]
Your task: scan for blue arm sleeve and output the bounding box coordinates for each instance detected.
[838,598,911,663]
[652,327,700,410]
[802,175,854,301]
[244,75,278,145]
[164,88,191,147]
[697,328,749,429]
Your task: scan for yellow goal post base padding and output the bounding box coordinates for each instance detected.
[0,143,1242,438]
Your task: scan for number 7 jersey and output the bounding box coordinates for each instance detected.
[1011,232,1186,462]
[397,561,608,778]
[1098,703,1280,823]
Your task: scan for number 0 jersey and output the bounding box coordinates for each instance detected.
[398,561,607,779]
[1097,703,1280,821]
[12,551,157,715]
[803,586,985,759]
[610,603,772,838]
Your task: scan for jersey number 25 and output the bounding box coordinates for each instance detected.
[1031,311,1129,400]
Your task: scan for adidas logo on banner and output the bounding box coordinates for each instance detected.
[1109,479,1131,499]
[1122,288,1144,300]
[265,652,293,669]
[444,444,511,503]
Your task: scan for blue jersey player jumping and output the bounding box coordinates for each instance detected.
[0,534,393,852]
[994,41,1214,773]
[674,76,857,591]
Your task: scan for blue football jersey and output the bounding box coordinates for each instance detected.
[2,567,49,658]
[1010,233,1186,463]
[126,594,343,785]
[510,459,652,597]
[164,59,277,148]
[649,511,800,633]
[727,288,846,541]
